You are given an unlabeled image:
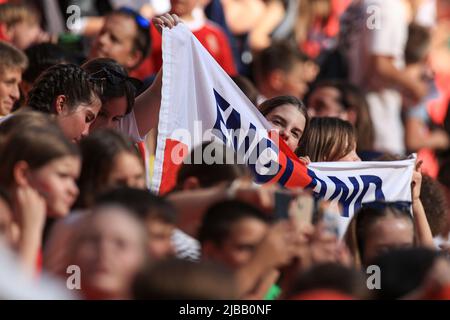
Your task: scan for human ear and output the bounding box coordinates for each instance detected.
[54,95,67,115]
[13,161,31,187]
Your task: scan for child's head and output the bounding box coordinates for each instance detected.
[132,258,237,299]
[69,205,148,299]
[96,187,177,260]
[0,125,80,218]
[198,200,272,269]
[298,117,360,161]
[253,41,308,99]
[89,7,151,71]
[170,0,199,18]
[259,95,309,153]
[82,58,138,131]
[0,3,43,50]
[0,40,27,116]
[344,202,415,267]
[76,129,146,209]
[26,63,102,143]
[175,141,252,191]
[22,43,70,97]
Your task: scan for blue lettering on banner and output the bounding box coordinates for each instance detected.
[307,169,386,217]
[212,89,281,183]
[211,89,387,216]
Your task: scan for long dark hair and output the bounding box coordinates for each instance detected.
[75,129,142,209]
[82,58,139,115]
[27,63,100,114]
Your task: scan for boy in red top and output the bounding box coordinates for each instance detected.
[148,0,237,76]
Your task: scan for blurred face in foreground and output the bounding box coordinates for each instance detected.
[72,207,147,299]
[363,215,414,265]
[204,217,269,269]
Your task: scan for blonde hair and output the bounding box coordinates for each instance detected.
[298,117,355,161]
[0,3,40,28]
[0,40,28,73]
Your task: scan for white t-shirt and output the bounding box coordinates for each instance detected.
[345,0,409,155]
[348,0,408,87]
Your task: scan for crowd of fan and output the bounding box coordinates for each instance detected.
[0,0,450,300]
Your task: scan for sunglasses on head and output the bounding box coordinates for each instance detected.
[360,201,412,214]
[88,67,142,94]
[118,6,150,29]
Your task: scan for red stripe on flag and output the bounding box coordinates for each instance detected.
[269,130,312,188]
[159,139,188,194]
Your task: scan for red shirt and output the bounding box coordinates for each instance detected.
[130,58,154,81]
[147,20,237,76]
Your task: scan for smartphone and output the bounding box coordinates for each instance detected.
[274,190,295,220]
[317,201,341,238]
[289,191,314,225]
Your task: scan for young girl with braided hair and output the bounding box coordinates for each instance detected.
[26,63,102,143]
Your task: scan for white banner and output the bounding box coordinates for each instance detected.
[152,24,415,227]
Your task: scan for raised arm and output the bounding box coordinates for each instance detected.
[411,160,435,248]
[133,14,180,138]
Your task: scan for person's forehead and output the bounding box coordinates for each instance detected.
[370,217,414,239]
[103,96,128,115]
[268,104,302,118]
[0,67,23,79]
[314,86,340,97]
[104,14,138,38]
[228,218,268,239]
[91,209,142,235]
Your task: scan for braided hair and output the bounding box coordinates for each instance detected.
[26,63,100,114]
